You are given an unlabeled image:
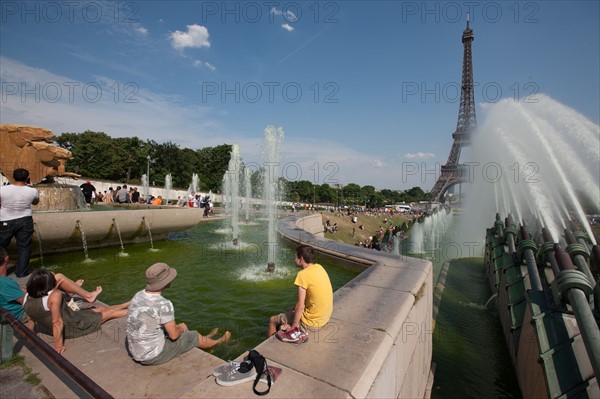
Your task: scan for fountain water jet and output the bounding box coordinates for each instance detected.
[112,218,127,256]
[458,95,599,247]
[33,224,44,267]
[223,144,241,246]
[142,216,156,251]
[244,168,252,223]
[141,174,149,202]
[75,220,90,261]
[262,126,284,272]
[191,173,199,194]
[164,174,172,205]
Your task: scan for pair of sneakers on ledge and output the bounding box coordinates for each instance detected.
[214,359,255,386]
[276,326,309,344]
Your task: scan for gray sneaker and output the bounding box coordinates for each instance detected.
[213,361,240,377]
[215,362,257,386]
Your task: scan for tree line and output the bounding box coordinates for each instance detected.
[55,130,432,207]
[56,130,232,193]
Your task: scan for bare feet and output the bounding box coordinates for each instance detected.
[85,286,102,303]
[207,328,219,338]
[76,279,84,287]
[219,331,232,344]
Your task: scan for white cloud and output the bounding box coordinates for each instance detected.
[170,24,211,50]
[193,60,216,70]
[403,152,436,160]
[135,26,149,36]
[270,7,298,22]
[281,24,294,32]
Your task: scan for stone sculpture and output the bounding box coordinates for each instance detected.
[0,124,80,184]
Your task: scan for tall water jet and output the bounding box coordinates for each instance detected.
[244,168,252,223]
[142,216,156,251]
[164,173,172,205]
[457,95,599,248]
[75,220,90,261]
[262,126,284,272]
[223,144,241,246]
[112,218,127,255]
[33,223,44,267]
[141,174,149,202]
[191,173,199,194]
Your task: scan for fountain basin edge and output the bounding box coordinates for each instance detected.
[6,208,215,257]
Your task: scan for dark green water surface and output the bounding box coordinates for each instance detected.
[431,258,521,399]
[32,220,358,360]
[401,213,521,398]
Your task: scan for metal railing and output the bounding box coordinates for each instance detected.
[0,306,113,399]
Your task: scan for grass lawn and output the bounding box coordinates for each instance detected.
[313,211,412,245]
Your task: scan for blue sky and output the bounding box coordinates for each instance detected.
[1,1,598,190]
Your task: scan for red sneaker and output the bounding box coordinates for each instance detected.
[276,327,309,344]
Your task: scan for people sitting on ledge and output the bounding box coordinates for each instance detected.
[151,195,163,206]
[0,248,105,331]
[23,269,130,354]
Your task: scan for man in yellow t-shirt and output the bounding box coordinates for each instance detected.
[268,245,333,343]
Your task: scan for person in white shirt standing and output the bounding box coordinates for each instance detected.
[0,168,40,277]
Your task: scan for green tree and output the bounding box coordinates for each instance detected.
[343,183,361,204]
[196,144,232,193]
[112,137,148,183]
[56,131,117,179]
[318,183,334,203]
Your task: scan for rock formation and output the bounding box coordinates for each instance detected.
[0,124,80,184]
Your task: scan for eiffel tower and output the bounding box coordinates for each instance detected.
[429,16,477,202]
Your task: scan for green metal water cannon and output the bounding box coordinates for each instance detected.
[553,244,600,379]
[564,228,595,286]
[517,224,543,291]
[504,215,517,254]
[539,227,561,276]
[504,215,517,238]
[494,213,504,236]
[591,245,600,277]
[591,245,600,311]
[569,220,593,248]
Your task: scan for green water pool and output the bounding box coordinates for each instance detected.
[31,220,359,360]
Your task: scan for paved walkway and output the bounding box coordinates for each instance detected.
[0,365,51,398]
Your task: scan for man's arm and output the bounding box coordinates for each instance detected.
[291,286,307,328]
[31,189,40,205]
[163,320,189,340]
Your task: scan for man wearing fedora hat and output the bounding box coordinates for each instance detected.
[125,262,231,365]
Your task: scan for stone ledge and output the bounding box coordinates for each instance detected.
[275,214,433,398]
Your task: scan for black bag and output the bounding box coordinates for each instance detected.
[248,349,271,395]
